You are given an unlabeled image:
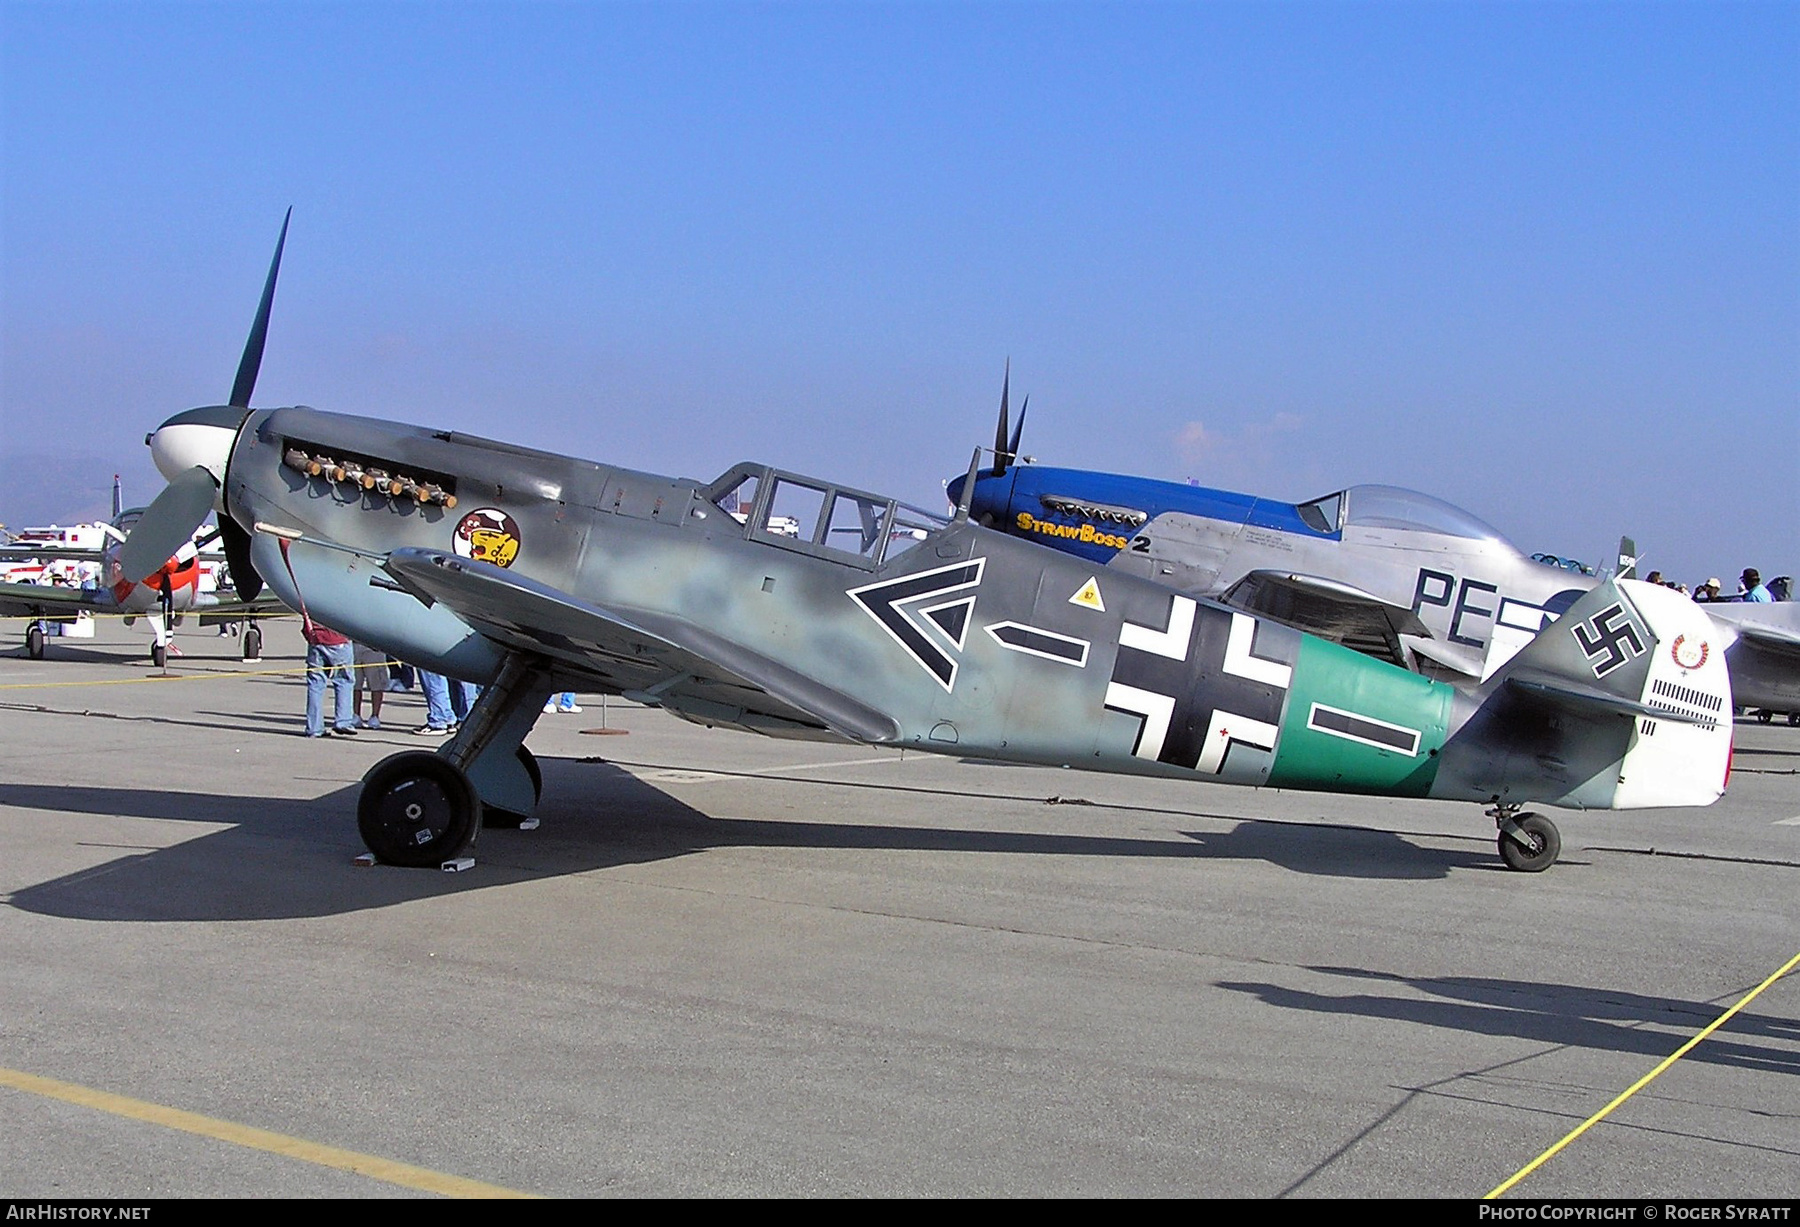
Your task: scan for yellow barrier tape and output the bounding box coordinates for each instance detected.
[1,611,298,622]
[1486,948,1800,1198]
[0,659,394,691]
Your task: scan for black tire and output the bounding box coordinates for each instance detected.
[1498,811,1561,873]
[151,642,167,669]
[26,623,45,660]
[1789,712,1800,728]
[1756,710,1773,725]
[358,751,481,867]
[483,745,544,829]
[243,626,262,661]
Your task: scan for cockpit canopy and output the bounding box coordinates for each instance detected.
[1297,484,1507,543]
[707,463,947,569]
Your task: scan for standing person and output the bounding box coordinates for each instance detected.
[449,677,481,724]
[304,619,358,738]
[543,692,582,714]
[414,669,456,735]
[1742,569,1773,602]
[352,642,387,729]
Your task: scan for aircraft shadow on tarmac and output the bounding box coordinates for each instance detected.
[6,757,1495,925]
[1217,965,1800,1078]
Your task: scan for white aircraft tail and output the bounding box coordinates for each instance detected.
[1490,578,1732,809]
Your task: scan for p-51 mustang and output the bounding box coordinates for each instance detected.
[950,386,1796,716]
[128,223,1734,873]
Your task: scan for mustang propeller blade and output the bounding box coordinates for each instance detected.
[992,360,1009,476]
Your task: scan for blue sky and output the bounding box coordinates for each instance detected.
[2,1,1793,585]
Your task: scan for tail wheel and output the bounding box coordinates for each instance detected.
[26,623,46,660]
[1498,811,1561,873]
[358,751,481,867]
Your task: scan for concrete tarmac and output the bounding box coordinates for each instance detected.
[1,618,1796,1198]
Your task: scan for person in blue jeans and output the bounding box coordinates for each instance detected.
[415,669,483,734]
[304,622,358,737]
[415,669,456,734]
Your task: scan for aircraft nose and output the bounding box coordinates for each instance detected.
[147,405,249,486]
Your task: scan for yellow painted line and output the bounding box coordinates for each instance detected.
[0,1066,538,1199]
[1486,948,1800,1199]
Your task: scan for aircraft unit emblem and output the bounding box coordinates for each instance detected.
[848,558,986,691]
[453,508,521,569]
[1669,634,1709,672]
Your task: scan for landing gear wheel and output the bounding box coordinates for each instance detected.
[1756,709,1773,725]
[243,625,262,661]
[1498,811,1561,873]
[26,623,45,660]
[151,642,167,669]
[1789,713,1800,727]
[358,751,481,867]
[482,745,544,829]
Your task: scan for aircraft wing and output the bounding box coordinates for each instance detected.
[0,545,109,561]
[381,548,900,744]
[0,580,103,617]
[1217,570,1429,668]
[1728,621,1800,659]
[197,591,291,617]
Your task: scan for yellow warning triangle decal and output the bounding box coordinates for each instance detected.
[1069,577,1105,612]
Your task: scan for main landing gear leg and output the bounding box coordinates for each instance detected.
[357,653,555,866]
[1489,802,1561,873]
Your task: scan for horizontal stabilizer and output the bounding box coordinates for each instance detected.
[1506,673,1711,725]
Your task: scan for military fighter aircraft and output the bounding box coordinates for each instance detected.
[949,384,1795,718]
[125,221,1735,874]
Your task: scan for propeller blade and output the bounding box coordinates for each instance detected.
[218,517,263,601]
[992,359,1011,477]
[120,466,217,582]
[229,207,292,408]
[1009,393,1029,461]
